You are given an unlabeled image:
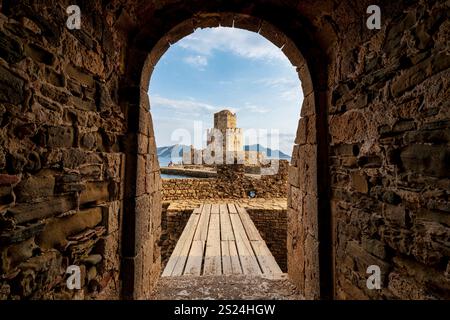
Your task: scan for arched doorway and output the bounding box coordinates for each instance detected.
[121,11,331,300]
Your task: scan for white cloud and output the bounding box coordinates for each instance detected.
[151,95,238,114]
[177,27,288,63]
[281,87,300,101]
[183,55,208,69]
[255,77,296,88]
[255,77,302,102]
[244,104,270,114]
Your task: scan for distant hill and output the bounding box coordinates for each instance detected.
[157,144,291,160]
[244,144,291,160]
[157,145,189,158]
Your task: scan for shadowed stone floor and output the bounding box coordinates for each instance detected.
[150,275,303,300]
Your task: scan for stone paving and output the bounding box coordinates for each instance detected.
[150,275,303,300]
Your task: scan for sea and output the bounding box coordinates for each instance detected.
[158,156,194,179]
[158,156,183,167]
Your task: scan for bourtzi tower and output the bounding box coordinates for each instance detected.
[207,110,243,162]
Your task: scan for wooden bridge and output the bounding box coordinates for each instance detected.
[162,203,283,279]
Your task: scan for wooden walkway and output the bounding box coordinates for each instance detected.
[162,203,283,279]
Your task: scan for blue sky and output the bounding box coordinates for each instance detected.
[148,27,303,155]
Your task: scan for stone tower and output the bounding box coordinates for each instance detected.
[207,110,243,158]
[214,109,237,130]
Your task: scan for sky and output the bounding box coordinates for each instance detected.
[148,27,303,155]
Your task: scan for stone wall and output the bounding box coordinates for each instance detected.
[162,161,288,200]
[0,0,161,300]
[0,0,448,300]
[247,209,287,272]
[159,204,191,269]
[324,0,450,300]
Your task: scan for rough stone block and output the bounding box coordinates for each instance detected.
[24,43,54,65]
[40,83,69,105]
[101,201,121,234]
[382,203,406,226]
[80,182,109,205]
[0,237,37,273]
[8,195,77,224]
[14,172,55,202]
[0,65,24,104]
[0,30,24,63]
[400,144,450,178]
[37,207,102,249]
[351,171,369,194]
[330,111,368,144]
[388,272,430,299]
[0,222,44,245]
[47,126,74,148]
[304,234,320,299]
[65,64,94,87]
[44,67,65,87]
[361,237,387,260]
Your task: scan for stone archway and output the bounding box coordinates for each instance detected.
[121,10,331,300]
[1,0,446,302]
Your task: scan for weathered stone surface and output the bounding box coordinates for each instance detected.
[80,182,109,205]
[40,84,69,105]
[37,207,102,249]
[0,222,44,245]
[329,111,368,144]
[44,67,65,87]
[0,0,447,302]
[47,126,74,148]
[0,31,24,63]
[0,237,37,273]
[65,64,94,87]
[0,174,21,186]
[0,65,24,104]
[82,254,102,265]
[7,196,77,224]
[351,172,368,194]
[14,172,55,202]
[400,145,450,178]
[24,43,54,65]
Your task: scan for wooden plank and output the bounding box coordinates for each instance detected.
[193,204,203,215]
[236,205,262,241]
[219,204,228,214]
[251,240,283,278]
[229,213,261,275]
[171,213,201,276]
[220,207,234,241]
[162,213,200,276]
[211,204,220,214]
[162,213,198,276]
[221,241,232,275]
[183,240,204,276]
[194,204,211,241]
[228,240,242,274]
[164,202,280,279]
[227,203,238,214]
[203,213,221,275]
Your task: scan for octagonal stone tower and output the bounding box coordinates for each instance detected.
[207,110,243,156]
